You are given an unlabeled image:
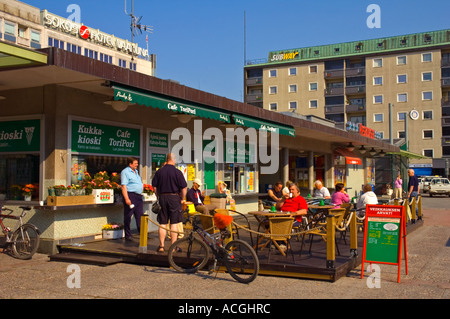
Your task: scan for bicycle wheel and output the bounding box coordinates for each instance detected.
[11,224,40,260]
[168,236,210,274]
[224,239,259,284]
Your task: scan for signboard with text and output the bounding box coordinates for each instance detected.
[361,205,408,283]
[0,119,40,153]
[71,120,140,156]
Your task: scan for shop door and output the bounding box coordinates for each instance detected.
[204,158,216,191]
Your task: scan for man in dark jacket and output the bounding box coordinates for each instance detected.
[186,178,216,215]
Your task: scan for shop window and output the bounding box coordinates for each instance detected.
[70,155,128,187]
[0,155,40,201]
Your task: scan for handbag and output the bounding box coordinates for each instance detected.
[152,200,161,215]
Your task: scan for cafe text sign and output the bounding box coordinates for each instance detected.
[0,119,40,153]
[361,205,408,283]
[71,120,140,156]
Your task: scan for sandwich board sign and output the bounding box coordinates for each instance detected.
[361,205,408,283]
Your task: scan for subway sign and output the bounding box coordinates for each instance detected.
[269,51,299,62]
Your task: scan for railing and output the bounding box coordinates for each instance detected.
[346,104,366,113]
[324,69,344,78]
[325,87,345,96]
[346,85,366,95]
[325,104,345,114]
[441,78,450,87]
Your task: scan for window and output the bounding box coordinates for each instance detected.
[309,65,318,73]
[378,132,384,139]
[289,101,297,109]
[67,43,82,55]
[373,58,383,67]
[397,93,408,103]
[422,53,432,62]
[309,82,318,91]
[269,70,277,78]
[288,84,297,93]
[398,131,405,139]
[30,30,41,49]
[269,86,277,95]
[48,37,65,49]
[18,26,26,38]
[422,91,433,101]
[397,74,407,83]
[4,21,15,36]
[84,48,98,60]
[397,112,406,121]
[422,72,432,81]
[129,62,136,71]
[423,111,433,120]
[374,114,384,122]
[100,53,113,64]
[309,100,318,109]
[397,56,407,65]
[119,59,127,68]
[373,76,383,86]
[374,95,383,104]
[423,149,434,158]
[423,130,433,139]
[269,103,277,111]
[289,68,297,76]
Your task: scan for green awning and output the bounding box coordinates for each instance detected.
[112,85,230,123]
[387,150,429,159]
[0,42,47,69]
[232,114,296,137]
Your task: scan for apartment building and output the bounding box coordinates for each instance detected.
[244,29,450,174]
[0,0,155,76]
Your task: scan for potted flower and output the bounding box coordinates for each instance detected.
[102,222,124,239]
[22,184,35,201]
[143,184,156,201]
[87,171,115,204]
[10,185,22,200]
[53,185,67,196]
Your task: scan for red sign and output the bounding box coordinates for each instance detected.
[359,124,375,139]
[79,25,90,39]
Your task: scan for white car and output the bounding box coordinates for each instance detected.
[422,176,437,193]
[428,178,450,197]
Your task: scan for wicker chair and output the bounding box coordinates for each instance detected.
[214,208,253,246]
[267,217,295,263]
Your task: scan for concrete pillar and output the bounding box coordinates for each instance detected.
[308,151,314,195]
[283,148,289,183]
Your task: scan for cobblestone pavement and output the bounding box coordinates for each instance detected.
[0,197,448,304]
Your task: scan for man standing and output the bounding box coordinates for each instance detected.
[152,153,187,252]
[407,169,420,216]
[186,178,216,215]
[121,157,144,241]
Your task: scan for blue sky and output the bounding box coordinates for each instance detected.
[24,0,450,102]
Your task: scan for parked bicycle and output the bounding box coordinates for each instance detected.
[168,211,259,284]
[0,206,40,259]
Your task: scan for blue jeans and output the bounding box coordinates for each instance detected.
[409,191,419,217]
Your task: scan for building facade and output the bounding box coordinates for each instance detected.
[0,0,155,76]
[244,29,450,176]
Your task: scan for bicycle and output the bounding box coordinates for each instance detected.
[0,206,40,259]
[167,211,259,284]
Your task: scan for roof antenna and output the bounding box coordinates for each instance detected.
[125,0,153,61]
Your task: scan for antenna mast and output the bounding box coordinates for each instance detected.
[125,0,153,61]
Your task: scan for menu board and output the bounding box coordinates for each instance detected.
[361,205,408,283]
[365,217,401,263]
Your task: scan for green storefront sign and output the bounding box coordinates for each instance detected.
[71,120,140,156]
[0,119,40,153]
[365,218,401,264]
[149,132,168,148]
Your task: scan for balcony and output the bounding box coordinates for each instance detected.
[346,85,366,95]
[442,117,450,126]
[325,87,344,96]
[345,67,366,77]
[246,77,263,87]
[441,78,450,88]
[325,104,345,114]
[346,104,366,113]
[324,69,344,79]
[245,94,263,103]
[442,98,450,107]
[441,137,450,146]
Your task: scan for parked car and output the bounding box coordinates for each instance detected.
[422,176,437,193]
[428,178,450,197]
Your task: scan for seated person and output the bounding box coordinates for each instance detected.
[282,181,293,196]
[356,184,378,218]
[276,184,308,227]
[331,183,350,208]
[267,181,283,203]
[186,179,216,215]
[313,180,331,199]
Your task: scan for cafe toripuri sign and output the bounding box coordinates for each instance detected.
[0,119,40,153]
[71,120,140,156]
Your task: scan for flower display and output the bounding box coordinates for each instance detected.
[82,171,121,194]
[143,184,154,195]
[21,184,35,196]
[102,222,124,231]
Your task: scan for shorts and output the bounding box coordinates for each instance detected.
[157,194,183,225]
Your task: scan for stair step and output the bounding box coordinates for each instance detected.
[49,252,123,266]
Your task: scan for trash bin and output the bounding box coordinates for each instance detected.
[210,193,227,210]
